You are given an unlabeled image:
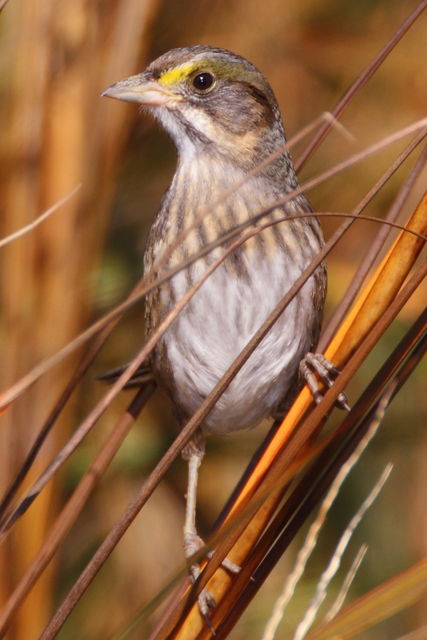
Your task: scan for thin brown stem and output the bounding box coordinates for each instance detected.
[202,258,427,606]
[188,130,427,543]
[0,326,120,523]
[3,206,425,537]
[320,138,427,349]
[0,384,155,637]
[295,1,427,171]
[37,215,357,639]
[1,117,426,411]
[1,227,263,537]
[149,289,427,640]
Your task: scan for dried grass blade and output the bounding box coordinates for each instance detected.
[0,385,154,636]
[305,557,427,640]
[171,213,426,636]
[295,0,427,170]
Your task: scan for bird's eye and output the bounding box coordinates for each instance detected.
[192,72,215,92]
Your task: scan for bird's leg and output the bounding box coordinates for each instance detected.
[181,431,240,619]
[300,352,350,411]
[182,432,206,568]
[181,432,218,617]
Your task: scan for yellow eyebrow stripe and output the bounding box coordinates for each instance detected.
[157,58,263,91]
[158,61,199,86]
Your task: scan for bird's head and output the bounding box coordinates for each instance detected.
[102,46,287,168]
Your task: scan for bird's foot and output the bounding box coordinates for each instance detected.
[184,531,240,625]
[300,352,350,411]
[184,531,240,573]
[188,561,217,626]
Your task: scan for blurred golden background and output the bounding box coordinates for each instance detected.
[0,0,426,638]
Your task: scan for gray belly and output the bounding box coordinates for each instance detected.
[154,249,321,434]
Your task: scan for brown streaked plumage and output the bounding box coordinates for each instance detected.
[102,45,332,616]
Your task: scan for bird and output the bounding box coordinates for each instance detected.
[102,45,344,614]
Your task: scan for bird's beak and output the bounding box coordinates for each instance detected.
[101,75,180,106]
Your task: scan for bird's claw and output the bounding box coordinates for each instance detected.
[198,589,217,635]
[185,531,241,574]
[188,562,217,631]
[300,352,350,411]
[185,531,241,630]
[216,556,240,574]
